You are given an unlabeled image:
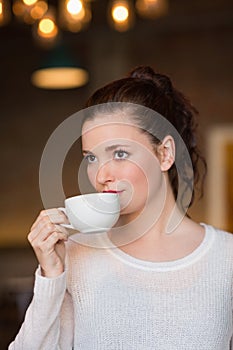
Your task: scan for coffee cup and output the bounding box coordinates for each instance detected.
[59,192,120,233]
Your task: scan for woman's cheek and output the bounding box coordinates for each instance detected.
[122,163,148,188]
[87,166,97,189]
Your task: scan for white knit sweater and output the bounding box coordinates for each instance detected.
[9,224,233,350]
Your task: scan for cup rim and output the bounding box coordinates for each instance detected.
[64,192,120,215]
[65,192,119,204]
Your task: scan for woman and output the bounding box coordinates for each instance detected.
[9,66,233,349]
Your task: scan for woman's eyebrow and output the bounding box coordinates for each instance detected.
[105,144,131,152]
[82,150,93,155]
[82,144,130,155]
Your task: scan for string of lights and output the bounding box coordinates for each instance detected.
[0,0,169,89]
[0,0,169,46]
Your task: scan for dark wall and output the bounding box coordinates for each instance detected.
[1,0,233,247]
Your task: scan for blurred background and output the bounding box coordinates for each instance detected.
[0,0,233,348]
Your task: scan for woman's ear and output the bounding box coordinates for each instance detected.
[156,135,175,171]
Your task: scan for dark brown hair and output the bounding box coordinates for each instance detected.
[84,66,207,209]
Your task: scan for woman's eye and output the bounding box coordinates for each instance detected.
[84,154,97,163]
[114,150,129,160]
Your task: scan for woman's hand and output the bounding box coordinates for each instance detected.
[28,209,69,278]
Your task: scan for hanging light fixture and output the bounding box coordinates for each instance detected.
[32,6,59,47]
[0,0,11,26]
[31,44,89,89]
[2,0,169,41]
[108,0,135,32]
[12,0,48,24]
[59,0,92,32]
[2,0,169,90]
[136,0,169,19]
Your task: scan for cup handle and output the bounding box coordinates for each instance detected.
[58,207,69,227]
[58,207,76,231]
[58,207,66,215]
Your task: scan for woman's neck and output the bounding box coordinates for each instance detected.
[109,184,187,247]
[108,214,205,263]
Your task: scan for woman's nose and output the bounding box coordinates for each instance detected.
[96,161,115,185]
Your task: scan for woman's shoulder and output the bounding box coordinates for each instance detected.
[203,223,233,253]
[205,223,233,239]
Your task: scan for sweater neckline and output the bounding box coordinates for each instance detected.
[102,223,215,271]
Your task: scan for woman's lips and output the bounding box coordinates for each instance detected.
[103,190,123,193]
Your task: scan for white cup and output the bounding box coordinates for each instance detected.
[59,192,120,233]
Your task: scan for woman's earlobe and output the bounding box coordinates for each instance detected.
[159,136,175,171]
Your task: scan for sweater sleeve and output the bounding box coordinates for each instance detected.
[231,313,233,350]
[8,267,74,350]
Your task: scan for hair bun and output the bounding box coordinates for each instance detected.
[129,65,173,95]
[129,65,156,81]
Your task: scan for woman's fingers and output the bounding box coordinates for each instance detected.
[38,230,67,253]
[28,211,69,278]
[28,223,68,246]
[46,209,69,225]
[30,209,69,231]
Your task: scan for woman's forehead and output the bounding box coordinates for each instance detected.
[81,119,154,153]
[82,114,140,138]
[82,112,134,130]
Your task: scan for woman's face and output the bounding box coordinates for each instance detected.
[81,114,167,222]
